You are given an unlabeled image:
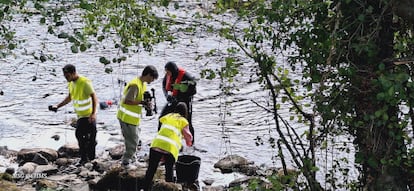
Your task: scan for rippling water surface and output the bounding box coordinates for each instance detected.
[0,6,284,187]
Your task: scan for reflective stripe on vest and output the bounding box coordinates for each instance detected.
[69,76,93,117]
[165,67,185,96]
[74,99,92,112]
[154,134,180,150]
[160,124,181,137]
[118,105,141,118]
[116,77,146,126]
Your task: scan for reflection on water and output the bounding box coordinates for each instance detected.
[0,7,279,187]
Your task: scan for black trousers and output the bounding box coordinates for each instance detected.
[143,148,175,191]
[158,100,194,143]
[76,117,97,161]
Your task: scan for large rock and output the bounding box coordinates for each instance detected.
[55,158,76,167]
[17,148,58,164]
[32,153,49,165]
[36,179,57,191]
[213,155,252,173]
[17,162,38,175]
[91,166,146,191]
[0,146,17,158]
[201,185,226,191]
[57,143,79,158]
[228,176,272,190]
[107,144,124,160]
[152,180,181,191]
[34,164,58,176]
[92,159,113,173]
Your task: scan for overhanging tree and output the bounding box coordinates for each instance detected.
[208,0,414,190]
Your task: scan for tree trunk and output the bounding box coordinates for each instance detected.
[348,1,409,190]
[394,0,414,25]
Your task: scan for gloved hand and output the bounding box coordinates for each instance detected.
[142,100,152,108]
[48,105,58,112]
[166,95,176,103]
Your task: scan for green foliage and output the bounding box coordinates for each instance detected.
[0,0,173,66]
[0,1,17,58]
[200,0,414,190]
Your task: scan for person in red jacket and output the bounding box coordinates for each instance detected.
[159,61,196,144]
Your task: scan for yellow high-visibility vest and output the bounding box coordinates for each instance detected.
[117,77,146,126]
[69,76,93,118]
[151,113,189,161]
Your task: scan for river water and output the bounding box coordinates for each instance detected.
[0,4,283,189]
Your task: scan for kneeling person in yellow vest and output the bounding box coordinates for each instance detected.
[50,64,98,165]
[117,65,159,166]
[142,102,193,191]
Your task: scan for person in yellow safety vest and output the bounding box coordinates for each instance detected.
[49,64,98,166]
[142,102,193,191]
[117,65,159,167]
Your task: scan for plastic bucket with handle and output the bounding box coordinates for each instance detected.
[176,155,201,183]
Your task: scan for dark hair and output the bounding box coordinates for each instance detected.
[62,64,76,73]
[142,65,159,79]
[165,61,178,77]
[175,102,188,118]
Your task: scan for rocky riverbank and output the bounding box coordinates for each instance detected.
[0,144,290,191]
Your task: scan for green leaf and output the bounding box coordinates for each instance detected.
[374,110,382,118]
[367,157,378,168]
[376,92,384,100]
[7,43,15,50]
[0,1,12,6]
[70,45,78,53]
[355,152,364,164]
[80,44,87,52]
[47,26,54,34]
[97,35,105,42]
[99,57,110,65]
[80,1,93,11]
[55,21,64,26]
[105,67,113,74]
[57,32,69,39]
[122,47,128,53]
[34,2,43,10]
[378,63,385,70]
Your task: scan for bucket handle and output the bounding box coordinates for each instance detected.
[177,159,200,165]
[177,155,201,165]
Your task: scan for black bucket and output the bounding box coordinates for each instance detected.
[176,155,201,183]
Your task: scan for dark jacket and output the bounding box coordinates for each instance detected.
[162,62,196,103]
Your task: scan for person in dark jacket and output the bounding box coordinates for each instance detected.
[159,61,196,143]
